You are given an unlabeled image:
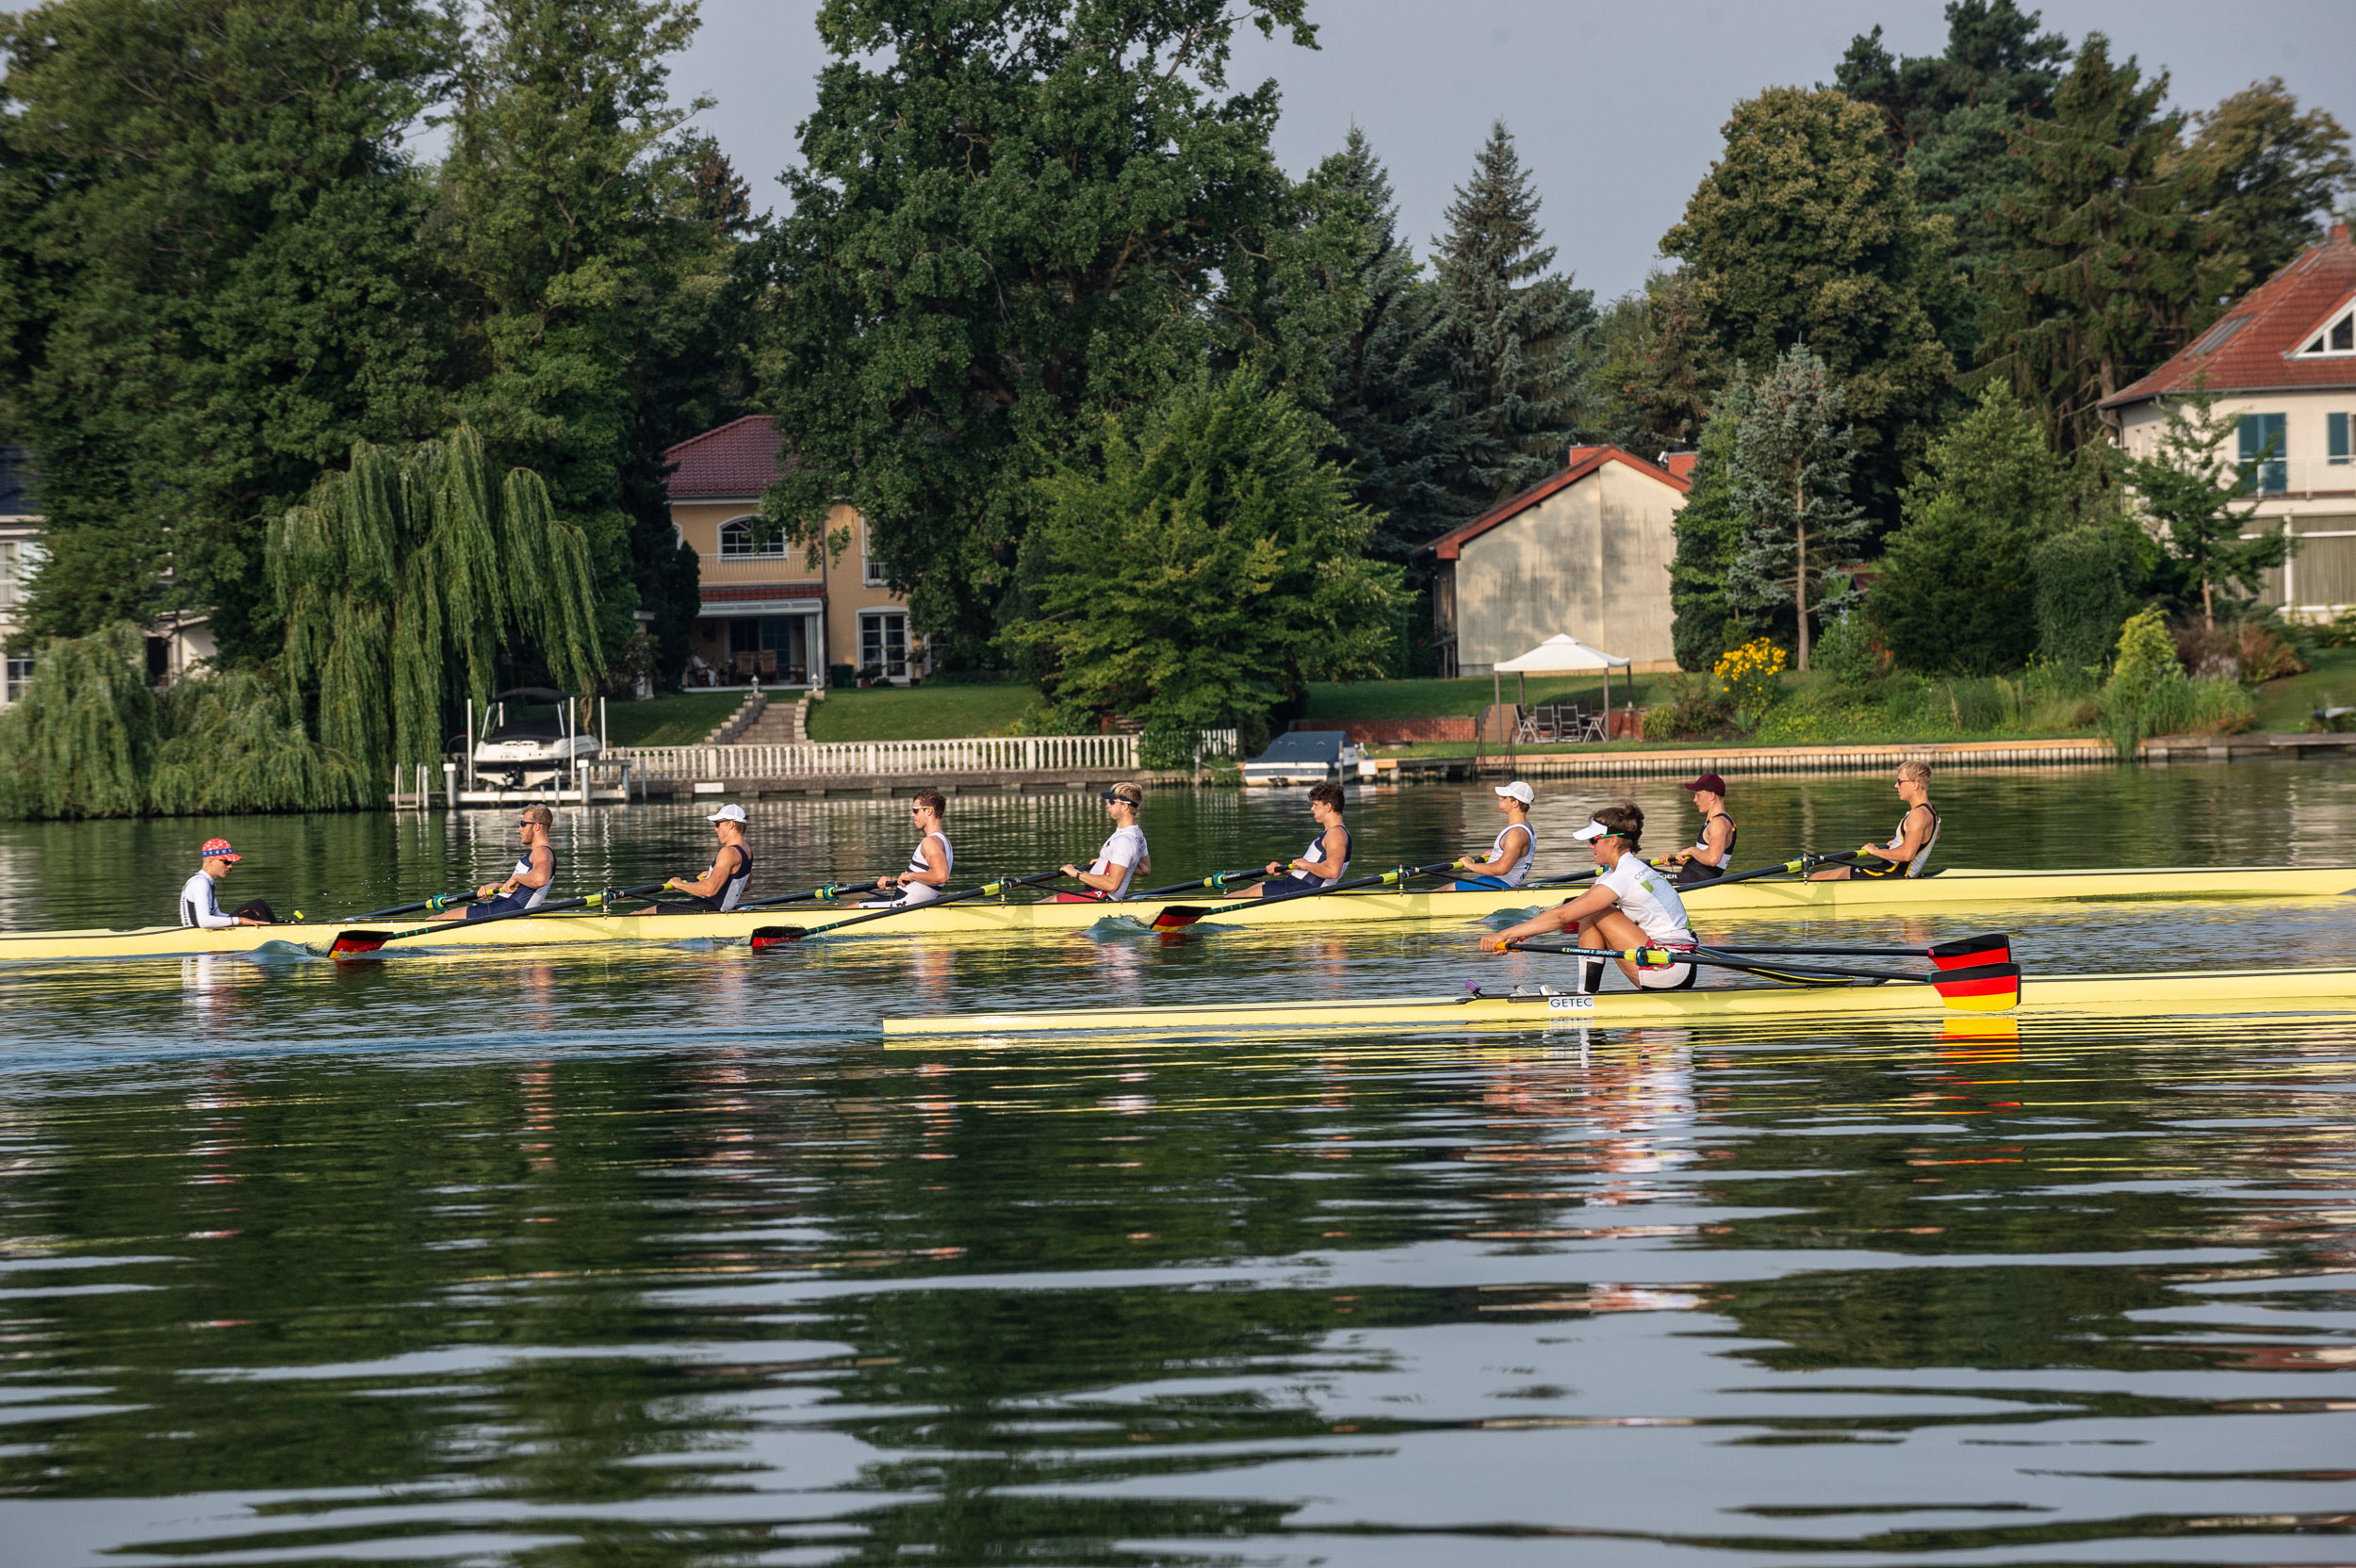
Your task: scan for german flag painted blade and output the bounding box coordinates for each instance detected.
[1930,961,2021,1011]
[1929,933,2011,970]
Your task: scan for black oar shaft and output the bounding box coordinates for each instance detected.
[756,871,1065,943]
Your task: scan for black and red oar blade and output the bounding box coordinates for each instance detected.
[1930,961,2021,1012]
[749,926,807,951]
[327,929,392,958]
[1929,933,2011,970]
[1150,906,1211,931]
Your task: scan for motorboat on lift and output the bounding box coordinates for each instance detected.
[469,687,601,790]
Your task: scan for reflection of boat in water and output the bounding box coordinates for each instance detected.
[878,968,2356,1039]
[468,686,600,790]
[2,864,2353,963]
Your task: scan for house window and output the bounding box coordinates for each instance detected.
[5,656,31,704]
[0,539,41,610]
[718,517,787,557]
[2295,302,2355,357]
[859,611,908,679]
[861,527,888,587]
[2331,412,2351,467]
[2238,413,2287,494]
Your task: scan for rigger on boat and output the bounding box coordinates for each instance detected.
[5,771,2355,964]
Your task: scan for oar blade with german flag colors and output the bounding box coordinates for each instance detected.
[1928,961,2022,1011]
[1929,933,2012,970]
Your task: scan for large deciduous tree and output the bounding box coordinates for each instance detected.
[1427,122,1595,522]
[1004,368,1403,756]
[2173,79,2353,288]
[0,0,459,659]
[1662,87,1955,536]
[1726,345,1870,672]
[1982,34,2239,451]
[761,0,1317,659]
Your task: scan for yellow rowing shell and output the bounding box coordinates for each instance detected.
[881,967,2356,1038]
[3,864,2350,962]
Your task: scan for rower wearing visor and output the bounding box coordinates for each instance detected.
[1452,780,1537,890]
[1658,772,1736,886]
[1810,760,1939,880]
[1057,782,1150,901]
[432,806,556,920]
[1483,802,1697,991]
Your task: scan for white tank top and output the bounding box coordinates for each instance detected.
[906,831,953,879]
[1487,822,1535,887]
[1890,804,1940,877]
[1299,825,1351,886]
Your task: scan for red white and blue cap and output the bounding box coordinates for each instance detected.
[200,838,241,863]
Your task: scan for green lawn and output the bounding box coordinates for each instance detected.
[806,681,1046,742]
[1305,673,1677,721]
[2252,645,2356,731]
[601,692,745,747]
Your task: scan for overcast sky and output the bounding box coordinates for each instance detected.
[670,0,2356,303]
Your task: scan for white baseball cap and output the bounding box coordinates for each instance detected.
[706,803,747,823]
[1572,818,1618,841]
[1494,781,1534,805]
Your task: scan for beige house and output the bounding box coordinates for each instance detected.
[2102,221,2356,619]
[663,416,922,686]
[0,445,39,705]
[1417,445,1689,677]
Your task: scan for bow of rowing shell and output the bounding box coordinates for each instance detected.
[2,865,2351,962]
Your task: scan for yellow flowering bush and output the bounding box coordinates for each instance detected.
[1712,638,1788,725]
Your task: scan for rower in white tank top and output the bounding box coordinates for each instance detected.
[1454,781,1536,890]
[867,793,955,907]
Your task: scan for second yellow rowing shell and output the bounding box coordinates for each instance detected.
[3,864,2350,962]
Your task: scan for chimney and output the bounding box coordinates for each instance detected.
[2335,221,2351,243]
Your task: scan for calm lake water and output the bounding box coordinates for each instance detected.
[2,763,2353,1565]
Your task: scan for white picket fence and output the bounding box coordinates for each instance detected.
[608,733,1122,780]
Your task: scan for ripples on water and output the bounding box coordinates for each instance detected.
[0,764,2352,1564]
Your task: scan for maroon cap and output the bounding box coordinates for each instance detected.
[1681,773,1726,795]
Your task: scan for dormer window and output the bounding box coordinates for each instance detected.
[2294,300,2355,357]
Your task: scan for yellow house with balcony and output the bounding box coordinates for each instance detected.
[663,416,921,686]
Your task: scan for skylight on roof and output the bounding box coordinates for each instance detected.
[2190,315,2250,355]
[2293,300,2355,358]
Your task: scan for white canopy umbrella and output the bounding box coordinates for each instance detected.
[1491,635,1632,734]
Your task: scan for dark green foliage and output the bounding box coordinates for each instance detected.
[1668,373,1748,673]
[0,0,462,659]
[761,0,1317,660]
[1983,35,2240,451]
[1869,385,2068,675]
[2174,79,2355,288]
[1727,345,1871,671]
[1002,368,1404,753]
[1587,270,1720,456]
[1662,87,1955,534]
[2031,527,2135,671]
[270,428,602,781]
[1428,122,1596,521]
[1305,130,1462,560]
[0,625,368,818]
[2122,387,2292,627]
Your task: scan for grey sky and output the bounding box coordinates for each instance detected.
[673,0,2356,303]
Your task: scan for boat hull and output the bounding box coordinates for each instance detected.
[3,865,2350,962]
[880,967,2356,1038]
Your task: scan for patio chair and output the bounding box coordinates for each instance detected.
[756,648,779,680]
[1514,708,1544,743]
[1577,711,1609,743]
[729,651,758,684]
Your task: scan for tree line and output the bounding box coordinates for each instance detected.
[1,0,2349,808]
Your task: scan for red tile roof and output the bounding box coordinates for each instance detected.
[2102,223,2356,406]
[1660,451,1699,482]
[663,415,785,498]
[1419,446,1691,562]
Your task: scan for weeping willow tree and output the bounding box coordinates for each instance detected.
[270,427,602,780]
[0,627,372,819]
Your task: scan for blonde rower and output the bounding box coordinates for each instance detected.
[1057,782,1150,901]
[1811,760,1940,880]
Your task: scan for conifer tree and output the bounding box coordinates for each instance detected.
[1428,122,1595,520]
[1666,371,1750,672]
[1983,35,2239,451]
[2123,387,2292,628]
[1307,130,1460,560]
[1588,270,1720,457]
[1726,345,1870,672]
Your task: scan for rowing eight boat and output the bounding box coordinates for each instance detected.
[879,966,2356,1037]
[4,864,2350,962]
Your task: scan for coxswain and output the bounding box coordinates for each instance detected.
[1452,780,1537,890]
[180,839,271,928]
[433,805,556,920]
[655,802,755,911]
[1810,760,1940,879]
[1659,772,1737,885]
[1056,782,1150,901]
[867,790,952,906]
[1240,780,1351,897]
[1483,802,1697,991]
